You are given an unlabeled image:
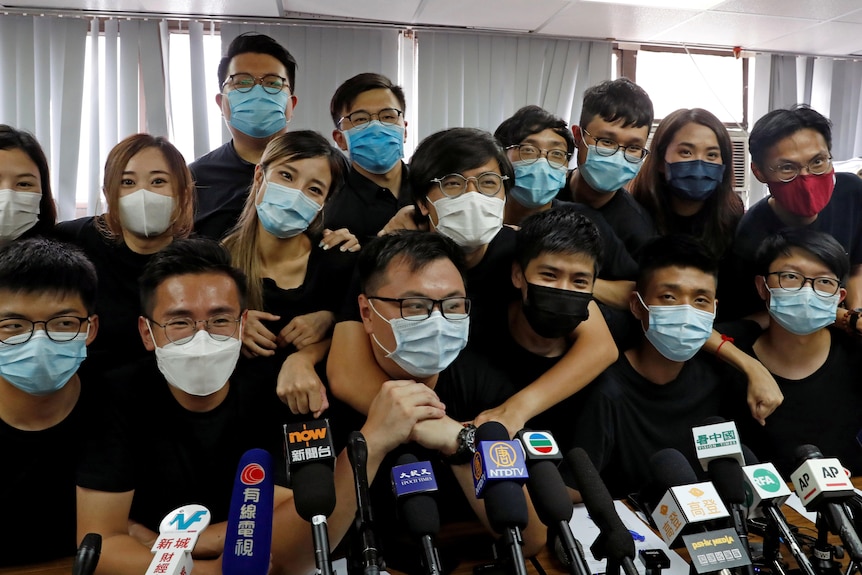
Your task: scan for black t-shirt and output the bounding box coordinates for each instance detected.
[190,140,256,240]
[721,321,862,477]
[567,351,728,498]
[724,172,862,319]
[595,189,657,262]
[323,163,412,244]
[54,216,153,374]
[76,358,287,531]
[0,378,102,566]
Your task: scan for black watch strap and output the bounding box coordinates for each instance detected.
[446,424,477,464]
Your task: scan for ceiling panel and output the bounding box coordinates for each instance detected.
[835,9,862,24]
[414,0,569,32]
[712,0,861,21]
[2,0,281,16]
[755,20,862,56]
[281,0,421,23]
[536,1,699,41]
[650,11,815,48]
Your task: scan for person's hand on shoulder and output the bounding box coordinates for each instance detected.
[320,228,361,252]
[242,310,280,358]
[378,205,425,236]
[278,310,334,350]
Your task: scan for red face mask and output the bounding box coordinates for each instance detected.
[768,169,835,218]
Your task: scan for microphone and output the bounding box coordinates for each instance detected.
[515,429,589,575]
[347,431,381,575]
[145,504,212,575]
[741,451,817,575]
[72,533,101,575]
[222,448,274,575]
[790,444,862,563]
[391,453,443,575]
[566,447,638,575]
[473,421,529,575]
[285,419,337,575]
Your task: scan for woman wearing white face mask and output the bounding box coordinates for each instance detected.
[55,134,194,374]
[0,125,57,244]
[223,130,358,418]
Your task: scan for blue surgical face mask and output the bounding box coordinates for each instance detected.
[578,146,642,194]
[0,329,88,395]
[227,85,289,139]
[343,121,404,174]
[256,180,322,239]
[665,160,725,201]
[636,293,715,362]
[511,159,568,208]
[766,286,839,336]
[369,304,469,379]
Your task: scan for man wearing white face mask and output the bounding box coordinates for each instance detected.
[566,234,731,500]
[721,228,862,478]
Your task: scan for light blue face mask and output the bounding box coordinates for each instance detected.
[370,304,469,378]
[227,85,289,139]
[256,181,322,239]
[343,121,404,174]
[510,159,568,208]
[637,293,715,362]
[578,145,642,194]
[767,286,839,336]
[0,330,87,395]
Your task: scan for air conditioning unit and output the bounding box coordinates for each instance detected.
[728,128,750,195]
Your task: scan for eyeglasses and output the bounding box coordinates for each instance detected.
[338,108,403,130]
[221,73,290,95]
[766,271,841,297]
[767,155,832,182]
[148,314,241,344]
[581,127,649,163]
[0,316,91,345]
[430,172,509,198]
[368,296,472,321]
[506,144,571,169]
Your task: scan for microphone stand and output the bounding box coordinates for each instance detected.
[312,514,335,575]
[498,526,527,575]
[557,520,591,575]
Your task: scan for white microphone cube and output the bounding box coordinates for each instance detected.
[651,482,730,547]
[790,457,854,508]
[692,421,745,471]
[741,463,791,517]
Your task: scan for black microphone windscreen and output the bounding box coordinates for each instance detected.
[742,445,759,465]
[794,444,823,465]
[708,458,746,504]
[476,420,510,442]
[396,452,419,466]
[700,416,727,425]
[292,462,336,521]
[400,490,441,536]
[649,448,699,491]
[527,459,573,525]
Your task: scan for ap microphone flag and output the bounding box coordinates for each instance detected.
[222,448,274,575]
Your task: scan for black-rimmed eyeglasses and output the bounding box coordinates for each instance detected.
[0,316,91,345]
[368,296,472,321]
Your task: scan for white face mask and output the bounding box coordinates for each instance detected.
[119,189,175,237]
[430,193,505,250]
[0,189,41,242]
[148,324,241,396]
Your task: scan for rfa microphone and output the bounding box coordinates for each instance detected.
[790,445,862,563]
[566,447,639,575]
[347,431,381,575]
[72,533,101,575]
[473,421,529,575]
[285,420,337,575]
[145,504,211,575]
[222,448,274,575]
[515,429,589,575]
[391,453,443,575]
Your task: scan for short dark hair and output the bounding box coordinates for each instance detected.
[636,234,719,293]
[330,72,407,127]
[754,228,849,283]
[139,238,248,317]
[515,206,604,276]
[217,32,298,93]
[494,105,575,155]
[749,105,832,168]
[408,128,515,209]
[0,124,57,235]
[0,237,97,313]
[358,230,466,295]
[579,77,654,129]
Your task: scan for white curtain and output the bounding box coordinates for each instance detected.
[414,32,613,141]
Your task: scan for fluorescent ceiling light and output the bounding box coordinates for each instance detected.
[580,0,723,9]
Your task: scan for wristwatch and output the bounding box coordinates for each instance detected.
[446,423,477,464]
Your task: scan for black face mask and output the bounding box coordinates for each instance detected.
[522,282,592,339]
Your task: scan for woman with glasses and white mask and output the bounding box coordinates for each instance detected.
[0,125,57,245]
[55,134,194,375]
[223,130,357,418]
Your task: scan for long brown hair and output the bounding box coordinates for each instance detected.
[0,124,57,234]
[98,134,194,242]
[630,108,743,258]
[223,130,348,311]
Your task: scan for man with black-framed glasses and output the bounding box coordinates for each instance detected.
[191,32,299,240]
[325,72,412,242]
[0,238,101,566]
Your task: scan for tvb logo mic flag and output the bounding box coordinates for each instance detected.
[515,429,562,462]
[222,448,274,575]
